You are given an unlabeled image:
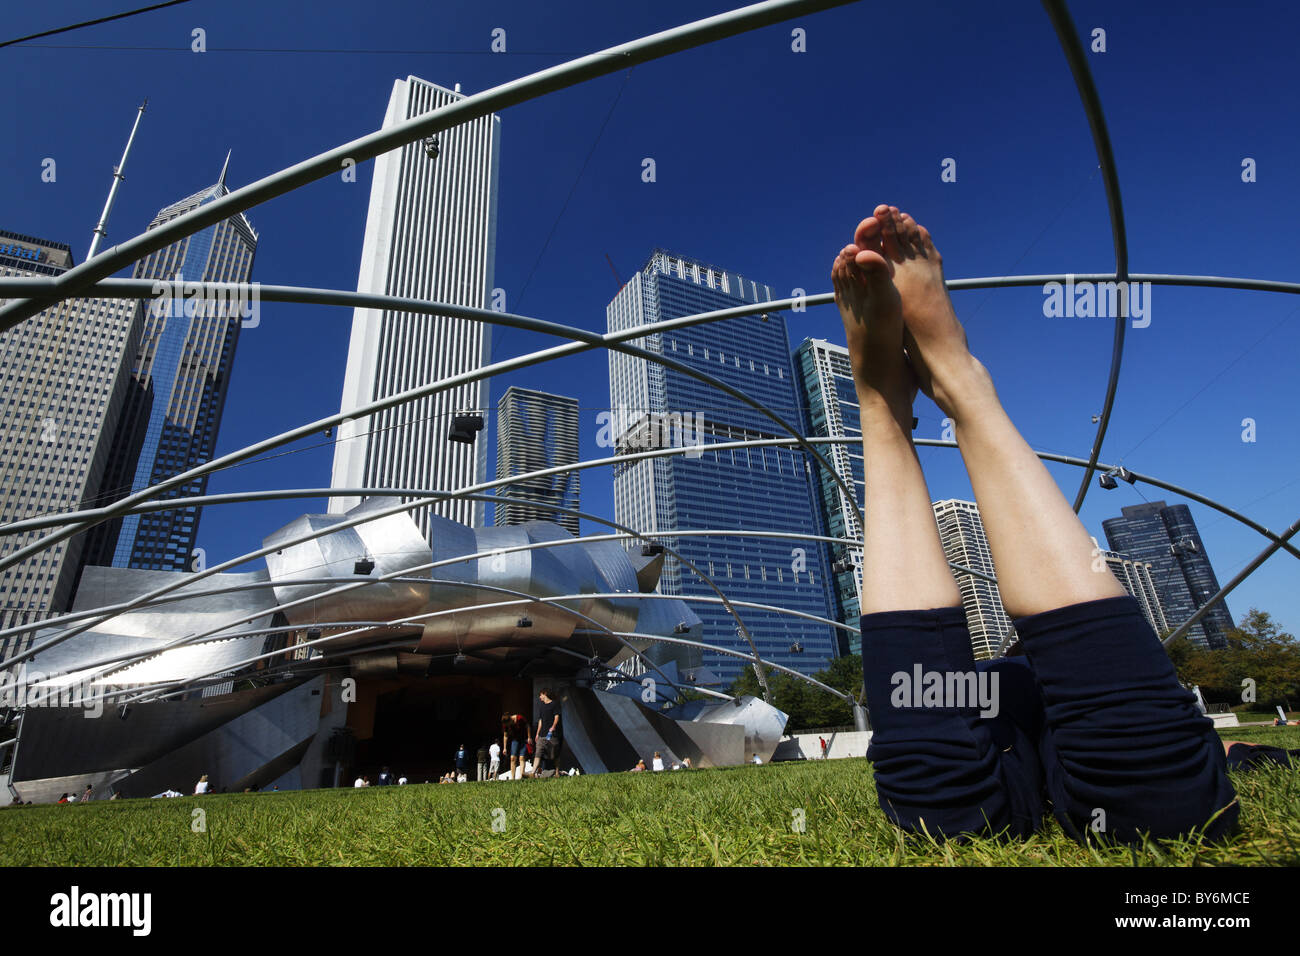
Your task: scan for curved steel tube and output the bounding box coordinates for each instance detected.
[1,492,771,702]
[1161,515,1300,646]
[6,263,1296,563]
[1042,0,1130,514]
[0,287,860,582]
[0,0,855,332]
[4,263,1298,573]
[6,431,1293,659]
[45,575,700,710]
[40,579,858,687]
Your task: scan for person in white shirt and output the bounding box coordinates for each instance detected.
[488,741,501,779]
[353,776,367,788]
[652,752,665,772]
[398,775,408,785]
[195,774,210,795]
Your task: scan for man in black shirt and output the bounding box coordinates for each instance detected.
[532,687,563,778]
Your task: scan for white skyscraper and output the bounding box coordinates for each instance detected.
[331,77,501,535]
[1094,542,1169,635]
[932,498,1016,659]
[795,337,865,649]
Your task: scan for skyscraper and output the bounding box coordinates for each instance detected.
[0,231,142,659]
[794,337,863,652]
[494,387,580,535]
[608,250,837,685]
[330,77,501,535]
[932,499,1016,659]
[83,162,259,572]
[1103,501,1232,649]
[1094,545,1168,635]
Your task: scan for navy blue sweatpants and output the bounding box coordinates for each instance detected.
[862,595,1239,843]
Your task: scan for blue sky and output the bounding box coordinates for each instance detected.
[3,0,1297,637]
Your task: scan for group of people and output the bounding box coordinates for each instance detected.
[629,753,691,772]
[353,767,409,787]
[495,687,565,780]
[346,688,570,788]
[55,786,94,803]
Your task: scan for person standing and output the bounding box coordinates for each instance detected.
[476,742,490,782]
[819,737,829,760]
[532,687,563,778]
[503,714,530,780]
[455,743,469,780]
[488,740,502,779]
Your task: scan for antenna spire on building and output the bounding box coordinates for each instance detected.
[218,149,231,190]
[87,99,147,261]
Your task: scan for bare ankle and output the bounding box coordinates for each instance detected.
[932,356,995,422]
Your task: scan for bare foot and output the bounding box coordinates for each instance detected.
[863,205,992,420]
[831,221,915,423]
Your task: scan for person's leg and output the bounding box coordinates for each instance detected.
[860,205,1124,619]
[831,232,959,614]
[835,229,1042,840]
[877,205,1237,841]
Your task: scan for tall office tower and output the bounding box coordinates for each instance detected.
[82,163,259,572]
[0,231,142,659]
[1103,500,1233,649]
[931,499,1016,659]
[794,338,863,653]
[1094,544,1168,635]
[494,386,580,535]
[331,77,501,536]
[608,250,837,685]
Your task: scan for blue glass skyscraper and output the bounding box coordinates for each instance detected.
[1102,501,1233,649]
[607,251,838,687]
[85,161,258,572]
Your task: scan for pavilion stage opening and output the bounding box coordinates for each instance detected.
[345,673,535,784]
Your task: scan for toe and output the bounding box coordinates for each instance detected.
[854,216,881,248]
[879,207,902,262]
[854,247,894,277]
[897,212,921,257]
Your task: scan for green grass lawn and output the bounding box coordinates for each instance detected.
[1231,709,1299,723]
[3,727,1297,866]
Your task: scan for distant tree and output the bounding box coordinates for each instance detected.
[1167,608,1300,710]
[1166,633,1230,699]
[728,654,862,731]
[1222,609,1300,710]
